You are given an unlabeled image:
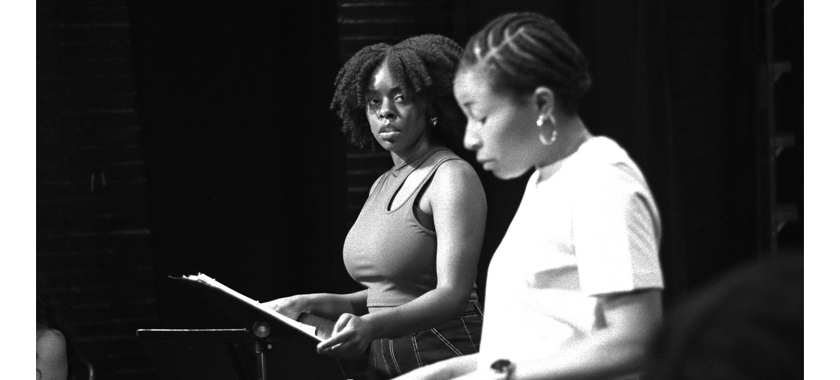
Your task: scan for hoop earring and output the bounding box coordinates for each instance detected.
[536,114,557,145]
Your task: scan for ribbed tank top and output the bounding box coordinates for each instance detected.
[343,148,479,307]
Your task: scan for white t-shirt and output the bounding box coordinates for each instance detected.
[477,137,664,370]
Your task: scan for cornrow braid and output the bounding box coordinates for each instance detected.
[460,12,591,115]
[330,34,465,150]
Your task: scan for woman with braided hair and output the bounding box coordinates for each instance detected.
[264,34,487,379]
[396,13,664,380]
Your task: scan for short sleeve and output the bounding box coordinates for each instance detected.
[572,165,664,296]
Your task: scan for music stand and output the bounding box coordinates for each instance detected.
[137,275,348,380]
[137,329,348,380]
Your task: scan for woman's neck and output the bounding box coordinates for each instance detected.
[390,134,437,169]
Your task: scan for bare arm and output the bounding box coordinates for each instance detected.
[395,353,480,380]
[263,289,368,320]
[318,160,487,357]
[492,289,662,380]
[36,329,68,380]
[304,290,369,319]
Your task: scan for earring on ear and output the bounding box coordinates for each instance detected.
[536,114,557,145]
[430,116,438,126]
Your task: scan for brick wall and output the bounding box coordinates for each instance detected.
[37,1,157,378]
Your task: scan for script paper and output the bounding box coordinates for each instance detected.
[180,273,328,341]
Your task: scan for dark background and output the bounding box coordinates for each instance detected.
[36,0,803,378]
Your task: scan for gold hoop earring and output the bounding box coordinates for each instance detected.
[536,114,557,145]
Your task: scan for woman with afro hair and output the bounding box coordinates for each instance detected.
[264,34,487,380]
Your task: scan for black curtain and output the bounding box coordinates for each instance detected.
[127,1,349,328]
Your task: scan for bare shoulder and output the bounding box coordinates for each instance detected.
[428,159,486,206]
[432,159,483,191]
[37,328,67,359]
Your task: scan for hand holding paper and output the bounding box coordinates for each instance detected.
[316,313,375,359]
[261,294,311,320]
